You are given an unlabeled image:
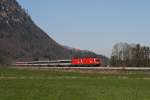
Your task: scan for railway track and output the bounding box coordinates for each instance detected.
[12,64,150,71]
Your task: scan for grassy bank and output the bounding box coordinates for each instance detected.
[0,67,150,100]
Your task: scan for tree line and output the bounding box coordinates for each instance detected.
[110,43,150,67]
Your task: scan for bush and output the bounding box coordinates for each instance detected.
[0,50,10,65]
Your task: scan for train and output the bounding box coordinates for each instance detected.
[15,57,101,67]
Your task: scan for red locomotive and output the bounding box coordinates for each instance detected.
[71,57,101,66]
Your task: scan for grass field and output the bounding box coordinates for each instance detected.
[0,67,150,100]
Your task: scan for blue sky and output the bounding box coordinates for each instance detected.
[17,0,150,57]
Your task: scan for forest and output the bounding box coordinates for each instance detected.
[110,43,150,67]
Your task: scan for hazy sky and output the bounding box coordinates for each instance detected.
[17,0,150,57]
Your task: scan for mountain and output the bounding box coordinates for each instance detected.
[0,0,72,63]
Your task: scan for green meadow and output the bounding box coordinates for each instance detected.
[0,67,150,100]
